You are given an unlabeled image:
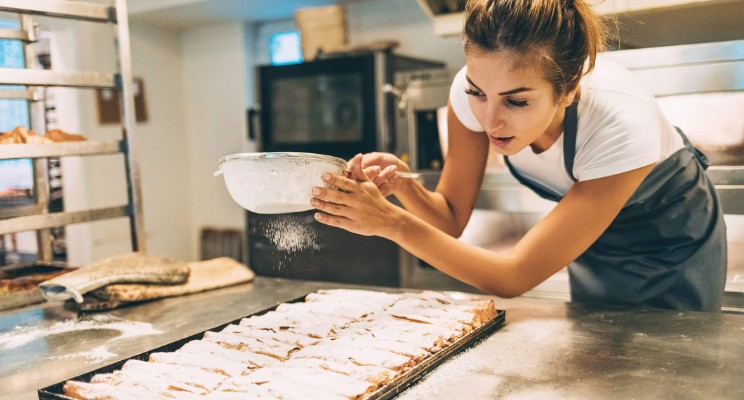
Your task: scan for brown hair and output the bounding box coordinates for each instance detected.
[463,0,607,97]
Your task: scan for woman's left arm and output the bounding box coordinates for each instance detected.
[503,163,655,293]
[313,157,655,297]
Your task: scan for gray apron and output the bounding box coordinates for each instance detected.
[504,103,727,311]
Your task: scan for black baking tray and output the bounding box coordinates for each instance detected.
[366,306,505,399]
[39,292,505,400]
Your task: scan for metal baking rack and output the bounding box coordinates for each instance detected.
[0,0,145,262]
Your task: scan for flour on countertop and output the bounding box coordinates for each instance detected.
[0,314,162,351]
[50,344,116,363]
[397,319,574,400]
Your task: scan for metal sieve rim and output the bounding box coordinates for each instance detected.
[218,152,347,169]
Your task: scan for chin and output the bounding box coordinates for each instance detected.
[489,143,521,156]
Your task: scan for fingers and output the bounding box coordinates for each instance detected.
[369,165,397,197]
[359,152,384,168]
[312,185,350,207]
[348,154,368,182]
[364,166,382,181]
[314,211,356,231]
[372,165,397,186]
[322,172,357,192]
[378,183,393,197]
[346,153,370,175]
[310,194,350,218]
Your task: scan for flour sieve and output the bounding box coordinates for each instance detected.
[215,152,347,214]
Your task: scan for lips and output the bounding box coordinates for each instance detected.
[488,135,515,148]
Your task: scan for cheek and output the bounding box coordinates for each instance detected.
[522,112,545,130]
[467,100,492,129]
[468,99,510,124]
[507,110,537,130]
[522,104,557,131]
[467,97,486,117]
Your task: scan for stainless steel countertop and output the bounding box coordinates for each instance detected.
[1,277,743,399]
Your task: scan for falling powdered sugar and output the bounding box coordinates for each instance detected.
[263,215,318,252]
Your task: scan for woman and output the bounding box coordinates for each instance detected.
[310,0,727,311]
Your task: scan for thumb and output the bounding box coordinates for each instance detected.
[349,154,368,181]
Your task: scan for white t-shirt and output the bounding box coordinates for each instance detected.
[449,55,684,196]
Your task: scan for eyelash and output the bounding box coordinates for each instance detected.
[507,99,529,108]
[466,88,530,108]
[464,88,484,97]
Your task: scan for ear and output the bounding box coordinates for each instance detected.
[561,84,581,107]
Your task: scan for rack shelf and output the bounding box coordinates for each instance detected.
[0,140,124,160]
[0,206,130,235]
[0,27,32,41]
[0,0,112,23]
[0,204,45,220]
[0,68,117,88]
[0,89,39,100]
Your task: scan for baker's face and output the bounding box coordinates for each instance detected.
[465,50,570,155]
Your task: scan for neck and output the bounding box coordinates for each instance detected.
[530,105,566,154]
[529,85,581,154]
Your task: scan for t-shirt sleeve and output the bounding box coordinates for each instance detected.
[574,93,662,181]
[449,66,484,132]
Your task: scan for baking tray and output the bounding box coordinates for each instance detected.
[366,306,505,400]
[38,292,505,400]
[0,262,76,311]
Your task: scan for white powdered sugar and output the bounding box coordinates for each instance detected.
[0,314,162,351]
[50,344,116,363]
[262,215,318,252]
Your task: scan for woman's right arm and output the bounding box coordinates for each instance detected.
[378,102,489,237]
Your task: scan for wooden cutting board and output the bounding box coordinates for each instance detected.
[77,257,255,311]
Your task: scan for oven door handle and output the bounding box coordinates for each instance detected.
[247,106,261,141]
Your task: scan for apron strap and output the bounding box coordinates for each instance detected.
[504,154,561,200]
[675,126,711,170]
[503,101,580,201]
[563,102,579,182]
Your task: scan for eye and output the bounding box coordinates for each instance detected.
[506,98,529,108]
[464,88,484,97]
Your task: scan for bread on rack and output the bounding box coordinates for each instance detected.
[0,126,50,144]
[24,133,53,144]
[0,126,86,144]
[0,126,25,144]
[43,128,87,142]
[0,132,23,144]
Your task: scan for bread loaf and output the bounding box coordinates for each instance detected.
[0,126,86,144]
[44,128,86,142]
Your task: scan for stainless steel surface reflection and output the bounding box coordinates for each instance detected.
[398,299,744,400]
[1,278,744,399]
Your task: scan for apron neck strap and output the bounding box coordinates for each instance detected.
[563,101,579,182]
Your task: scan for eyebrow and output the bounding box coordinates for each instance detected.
[465,75,535,96]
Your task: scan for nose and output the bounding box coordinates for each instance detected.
[482,104,506,132]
